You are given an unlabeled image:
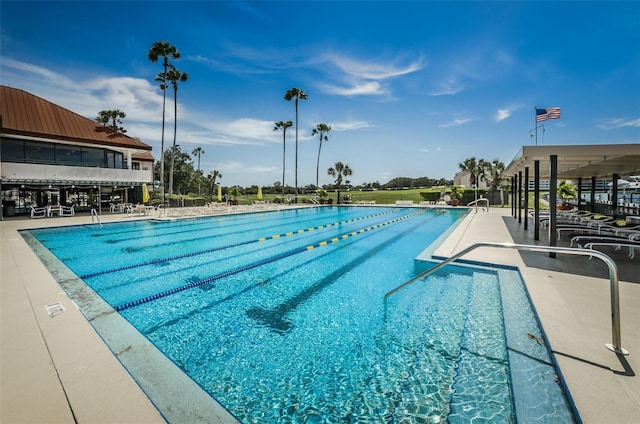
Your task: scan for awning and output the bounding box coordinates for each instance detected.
[0,179,150,187]
[504,143,640,179]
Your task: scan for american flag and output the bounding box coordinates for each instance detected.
[536,107,561,122]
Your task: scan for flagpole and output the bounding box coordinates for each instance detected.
[534,105,538,146]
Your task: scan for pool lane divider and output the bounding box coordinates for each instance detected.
[81,208,401,280]
[114,208,427,312]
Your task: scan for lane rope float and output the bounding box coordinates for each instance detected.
[81,208,401,279]
[115,209,427,311]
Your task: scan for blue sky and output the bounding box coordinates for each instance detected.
[1,1,639,188]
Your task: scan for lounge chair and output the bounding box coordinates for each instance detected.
[556,224,611,240]
[584,239,640,259]
[30,205,49,218]
[570,234,634,248]
[59,205,75,216]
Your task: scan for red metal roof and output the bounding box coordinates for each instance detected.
[0,85,153,152]
[132,151,155,161]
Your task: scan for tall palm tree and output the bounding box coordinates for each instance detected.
[148,41,181,204]
[284,87,308,202]
[311,123,331,188]
[165,65,189,196]
[274,120,293,201]
[327,161,353,204]
[192,147,204,172]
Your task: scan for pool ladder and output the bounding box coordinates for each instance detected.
[465,197,490,212]
[384,242,628,355]
[91,208,103,228]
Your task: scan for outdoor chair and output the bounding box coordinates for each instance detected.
[30,205,49,218]
[59,205,75,216]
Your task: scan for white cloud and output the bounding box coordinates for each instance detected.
[329,121,374,131]
[596,118,640,130]
[495,109,510,122]
[430,77,464,96]
[214,160,278,174]
[439,118,472,128]
[85,77,163,122]
[2,57,72,84]
[183,118,279,146]
[323,53,425,80]
[322,81,388,96]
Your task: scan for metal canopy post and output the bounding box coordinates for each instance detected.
[577,177,583,211]
[612,173,619,218]
[549,155,558,258]
[590,176,596,213]
[518,171,522,224]
[524,167,529,231]
[534,161,540,240]
[511,175,516,218]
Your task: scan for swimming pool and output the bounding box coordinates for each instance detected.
[23,206,577,423]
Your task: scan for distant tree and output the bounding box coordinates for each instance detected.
[481,159,506,192]
[311,123,331,188]
[206,170,222,198]
[274,120,293,201]
[327,161,353,204]
[96,109,127,133]
[192,147,204,172]
[153,145,194,195]
[458,157,483,187]
[284,87,308,201]
[191,147,204,194]
[479,158,506,206]
[148,40,181,202]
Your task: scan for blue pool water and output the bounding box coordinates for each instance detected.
[24,206,576,423]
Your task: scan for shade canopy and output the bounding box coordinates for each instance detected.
[504,144,640,179]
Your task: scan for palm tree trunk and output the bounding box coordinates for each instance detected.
[169,87,178,196]
[160,82,167,206]
[282,130,286,202]
[316,138,322,188]
[294,99,299,202]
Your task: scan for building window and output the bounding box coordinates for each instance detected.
[55,144,82,165]
[1,139,25,162]
[105,151,124,168]
[24,140,56,164]
[1,137,125,168]
[82,147,106,167]
[132,162,140,170]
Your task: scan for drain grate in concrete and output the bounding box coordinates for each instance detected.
[46,302,67,318]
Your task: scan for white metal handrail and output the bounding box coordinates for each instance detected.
[465,197,489,211]
[384,242,628,355]
[91,208,103,228]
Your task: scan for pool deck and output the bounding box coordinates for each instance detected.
[1,205,638,423]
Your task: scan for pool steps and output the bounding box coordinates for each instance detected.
[385,242,627,355]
